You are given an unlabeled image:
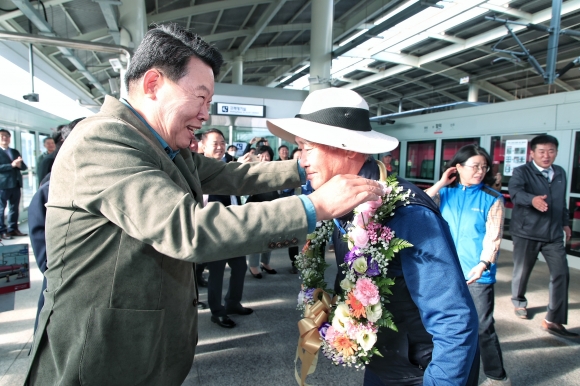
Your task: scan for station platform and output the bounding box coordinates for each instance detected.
[1,224,579,386]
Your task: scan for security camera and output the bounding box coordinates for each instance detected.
[109,58,123,73]
[378,118,395,125]
[23,93,39,102]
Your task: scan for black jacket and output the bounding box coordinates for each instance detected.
[0,148,27,189]
[508,161,569,242]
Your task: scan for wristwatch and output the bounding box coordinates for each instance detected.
[480,260,491,271]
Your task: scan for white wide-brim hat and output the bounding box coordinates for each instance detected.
[267,88,398,154]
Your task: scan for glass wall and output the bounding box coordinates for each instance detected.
[440,138,480,173]
[489,133,543,240]
[202,125,298,160]
[405,140,436,180]
[568,132,580,257]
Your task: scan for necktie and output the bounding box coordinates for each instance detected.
[541,169,550,182]
[4,148,13,161]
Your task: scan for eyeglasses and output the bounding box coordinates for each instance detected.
[462,164,490,173]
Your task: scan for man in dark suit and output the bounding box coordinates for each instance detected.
[0,129,28,239]
[201,128,252,328]
[509,134,577,338]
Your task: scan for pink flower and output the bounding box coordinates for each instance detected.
[351,226,369,248]
[325,325,338,343]
[380,226,394,242]
[352,212,367,228]
[357,198,383,218]
[353,277,380,307]
[384,186,392,195]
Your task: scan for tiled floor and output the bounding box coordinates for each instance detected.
[1,226,579,386]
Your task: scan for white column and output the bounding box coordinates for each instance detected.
[119,0,147,49]
[468,83,479,102]
[232,56,243,85]
[376,106,382,116]
[118,0,146,100]
[309,0,333,93]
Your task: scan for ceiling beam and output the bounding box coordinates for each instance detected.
[237,0,288,56]
[148,0,270,24]
[221,44,310,62]
[0,0,74,22]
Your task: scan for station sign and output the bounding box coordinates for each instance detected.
[216,102,265,117]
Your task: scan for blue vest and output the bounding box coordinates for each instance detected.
[439,183,502,284]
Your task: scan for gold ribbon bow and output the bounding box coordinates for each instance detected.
[295,289,335,386]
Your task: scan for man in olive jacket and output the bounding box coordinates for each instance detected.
[25,24,386,385]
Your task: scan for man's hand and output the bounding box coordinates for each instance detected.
[11,157,23,169]
[237,153,258,163]
[532,195,548,212]
[308,175,388,221]
[564,225,572,242]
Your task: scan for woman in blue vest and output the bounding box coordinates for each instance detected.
[426,144,510,386]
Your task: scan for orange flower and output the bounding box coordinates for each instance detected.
[346,292,366,319]
[302,240,311,254]
[332,334,358,357]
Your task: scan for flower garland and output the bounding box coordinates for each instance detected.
[295,220,334,315]
[297,171,413,372]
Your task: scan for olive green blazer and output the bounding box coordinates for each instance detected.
[26,96,308,385]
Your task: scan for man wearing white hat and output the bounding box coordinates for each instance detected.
[268,88,479,386]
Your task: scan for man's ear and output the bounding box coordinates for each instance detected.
[142,69,163,100]
[345,150,365,161]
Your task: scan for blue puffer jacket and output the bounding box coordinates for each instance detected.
[439,183,503,284]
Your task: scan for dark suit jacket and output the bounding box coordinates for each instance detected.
[37,149,59,185]
[508,161,569,242]
[0,147,27,189]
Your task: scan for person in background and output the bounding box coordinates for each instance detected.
[195,132,204,154]
[508,135,577,337]
[381,151,393,173]
[37,118,85,185]
[0,129,28,239]
[226,145,238,162]
[243,136,269,155]
[189,136,209,289]
[277,145,289,161]
[247,145,279,278]
[426,145,510,386]
[491,172,502,191]
[29,118,84,333]
[201,129,251,328]
[36,136,56,185]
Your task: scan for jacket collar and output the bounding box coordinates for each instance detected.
[100,96,167,157]
[457,182,483,192]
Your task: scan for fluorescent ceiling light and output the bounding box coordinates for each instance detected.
[293,64,309,74]
[339,29,368,47]
[279,75,292,83]
[374,0,420,25]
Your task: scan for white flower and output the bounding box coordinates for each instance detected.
[332,304,351,332]
[297,291,305,305]
[356,329,377,352]
[352,257,368,275]
[365,303,383,323]
[340,278,355,291]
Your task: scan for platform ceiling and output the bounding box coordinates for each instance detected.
[1,0,579,114]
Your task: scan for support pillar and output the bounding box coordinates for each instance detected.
[398,99,403,113]
[376,106,382,116]
[232,56,243,85]
[468,83,479,102]
[118,0,146,99]
[309,0,332,93]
